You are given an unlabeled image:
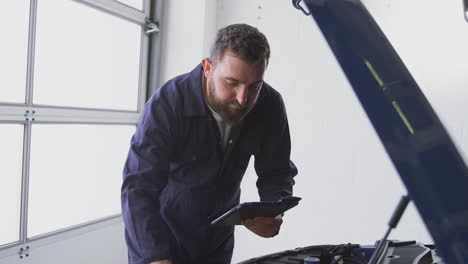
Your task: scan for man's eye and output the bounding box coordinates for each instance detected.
[226,82,237,87]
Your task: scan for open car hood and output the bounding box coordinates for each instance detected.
[291,0,468,263]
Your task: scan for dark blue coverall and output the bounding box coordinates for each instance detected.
[121,64,297,264]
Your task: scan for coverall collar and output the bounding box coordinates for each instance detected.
[183,64,210,117]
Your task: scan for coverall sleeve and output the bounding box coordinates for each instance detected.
[254,95,298,202]
[121,94,176,264]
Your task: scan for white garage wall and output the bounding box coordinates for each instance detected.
[157,0,468,263]
[158,0,217,82]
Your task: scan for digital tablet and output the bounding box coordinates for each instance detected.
[210,196,301,226]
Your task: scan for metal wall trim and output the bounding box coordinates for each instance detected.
[0,215,122,258]
[25,0,38,107]
[0,105,140,124]
[73,0,146,25]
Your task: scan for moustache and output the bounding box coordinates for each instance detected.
[227,101,248,111]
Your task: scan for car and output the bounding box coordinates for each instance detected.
[238,0,468,263]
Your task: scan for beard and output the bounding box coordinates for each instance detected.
[207,77,251,125]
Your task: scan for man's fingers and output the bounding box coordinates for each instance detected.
[243,216,282,238]
[242,218,255,227]
[247,217,272,225]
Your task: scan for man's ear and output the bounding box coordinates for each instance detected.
[201,58,212,78]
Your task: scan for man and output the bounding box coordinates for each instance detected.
[121,23,297,264]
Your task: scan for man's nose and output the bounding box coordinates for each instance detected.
[236,86,248,106]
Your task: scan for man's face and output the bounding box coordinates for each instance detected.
[202,52,265,125]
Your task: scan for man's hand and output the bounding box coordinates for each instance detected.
[241,215,283,238]
[148,260,171,264]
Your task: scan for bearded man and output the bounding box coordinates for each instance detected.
[121,23,298,264]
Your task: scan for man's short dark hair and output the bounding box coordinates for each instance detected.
[210,23,270,66]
